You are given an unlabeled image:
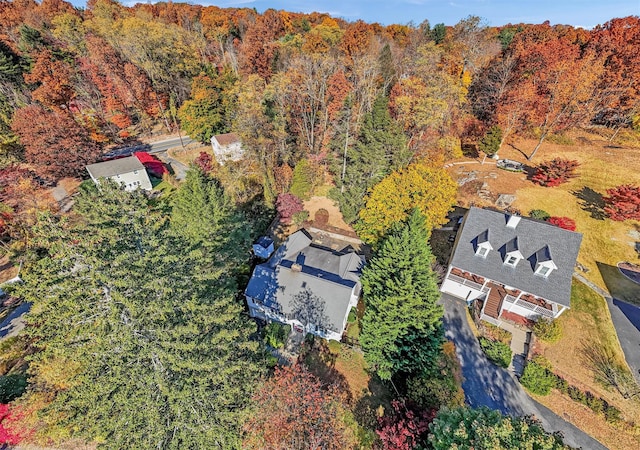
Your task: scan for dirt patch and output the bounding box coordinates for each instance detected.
[303,196,353,232]
[167,143,211,166]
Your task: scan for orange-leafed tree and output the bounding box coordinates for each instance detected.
[11,105,102,180]
[24,49,76,112]
[590,17,640,137]
[243,365,354,450]
[506,26,605,160]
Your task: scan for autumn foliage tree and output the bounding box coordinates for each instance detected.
[11,105,101,180]
[276,193,304,224]
[243,365,354,450]
[377,400,433,450]
[531,158,580,187]
[356,162,457,245]
[603,185,640,221]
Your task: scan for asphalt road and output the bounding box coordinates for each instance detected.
[441,294,608,450]
[104,135,194,159]
[606,297,640,383]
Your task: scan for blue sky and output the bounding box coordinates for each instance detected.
[75,1,640,28]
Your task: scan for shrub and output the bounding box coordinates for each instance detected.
[478,125,502,157]
[568,385,586,403]
[529,209,550,221]
[347,307,357,324]
[292,210,309,226]
[479,337,512,368]
[276,193,303,224]
[262,322,291,349]
[531,158,580,187]
[532,318,562,343]
[603,184,640,221]
[520,357,556,395]
[585,393,605,414]
[290,158,316,200]
[604,405,623,424]
[0,375,26,403]
[547,216,576,231]
[554,376,569,394]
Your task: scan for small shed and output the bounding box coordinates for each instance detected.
[253,236,274,259]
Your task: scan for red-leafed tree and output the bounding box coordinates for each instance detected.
[243,365,352,450]
[276,193,304,224]
[377,400,434,450]
[547,216,577,231]
[0,403,29,445]
[531,158,580,187]
[193,152,214,174]
[11,105,102,180]
[603,185,640,221]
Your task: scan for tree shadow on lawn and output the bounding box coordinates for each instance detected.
[572,186,606,220]
[597,261,640,309]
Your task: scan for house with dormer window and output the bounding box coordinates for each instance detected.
[245,229,365,341]
[440,207,582,326]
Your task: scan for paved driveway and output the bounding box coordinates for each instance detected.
[441,294,607,450]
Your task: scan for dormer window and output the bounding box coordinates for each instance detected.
[503,237,523,267]
[475,229,492,258]
[534,245,557,278]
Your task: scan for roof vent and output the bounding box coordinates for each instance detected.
[506,215,521,229]
[291,263,302,272]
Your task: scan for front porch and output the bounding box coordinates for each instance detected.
[478,281,563,327]
[441,267,566,326]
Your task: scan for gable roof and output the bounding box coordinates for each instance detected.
[450,207,582,307]
[212,132,240,146]
[86,156,145,179]
[245,230,364,332]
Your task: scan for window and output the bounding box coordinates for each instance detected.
[476,247,489,258]
[537,265,551,277]
[505,255,518,266]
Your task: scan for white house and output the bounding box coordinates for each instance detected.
[86,156,152,191]
[210,132,244,163]
[441,207,582,326]
[244,229,364,341]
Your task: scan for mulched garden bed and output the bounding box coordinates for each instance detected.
[617,261,640,285]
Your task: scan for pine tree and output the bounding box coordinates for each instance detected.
[360,209,443,380]
[13,182,264,448]
[332,95,410,223]
[170,168,250,268]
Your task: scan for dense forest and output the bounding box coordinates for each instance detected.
[0,0,639,448]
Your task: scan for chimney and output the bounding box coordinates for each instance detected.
[506,214,521,229]
[291,263,302,272]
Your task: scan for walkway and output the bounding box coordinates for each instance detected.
[441,294,607,450]
[574,273,640,384]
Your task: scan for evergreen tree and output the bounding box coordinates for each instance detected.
[478,125,502,157]
[360,209,443,380]
[13,182,264,448]
[170,168,250,268]
[331,95,410,223]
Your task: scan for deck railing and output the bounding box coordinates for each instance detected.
[503,295,555,318]
[447,274,489,292]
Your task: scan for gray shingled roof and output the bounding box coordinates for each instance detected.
[450,207,582,307]
[86,156,145,179]
[245,230,364,332]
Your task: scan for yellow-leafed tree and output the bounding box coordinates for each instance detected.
[356,162,457,244]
